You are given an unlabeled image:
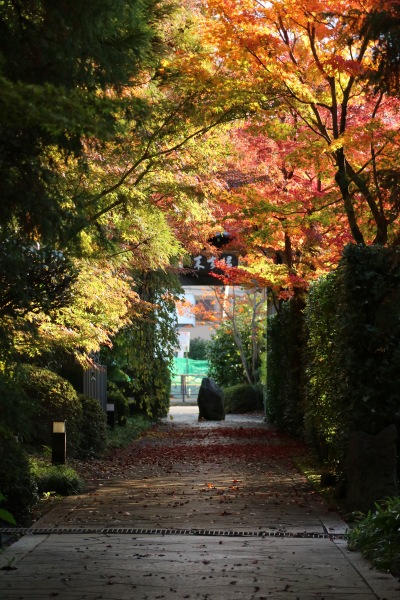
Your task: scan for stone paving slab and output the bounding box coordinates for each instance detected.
[30,469,346,535]
[30,414,345,536]
[1,533,399,599]
[1,409,399,599]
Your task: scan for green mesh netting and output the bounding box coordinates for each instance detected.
[171,358,209,398]
[172,358,208,376]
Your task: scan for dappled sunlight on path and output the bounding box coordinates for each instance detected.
[2,405,400,600]
[33,410,344,536]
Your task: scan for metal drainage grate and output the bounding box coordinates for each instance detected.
[0,527,346,540]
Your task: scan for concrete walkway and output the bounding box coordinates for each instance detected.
[0,406,399,599]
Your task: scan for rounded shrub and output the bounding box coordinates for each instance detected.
[18,365,82,456]
[0,430,38,526]
[224,383,264,414]
[78,394,107,457]
[0,369,33,440]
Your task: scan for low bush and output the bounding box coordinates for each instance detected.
[78,394,107,458]
[224,383,264,414]
[0,430,38,526]
[347,497,400,578]
[31,461,84,496]
[107,415,154,449]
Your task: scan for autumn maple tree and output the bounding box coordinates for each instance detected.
[210,122,352,296]
[0,0,253,448]
[202,0,400,257]
[0,1,247,365]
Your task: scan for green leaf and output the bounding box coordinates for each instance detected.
[0,507,16,525]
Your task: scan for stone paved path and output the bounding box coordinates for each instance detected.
[0,406,399,599]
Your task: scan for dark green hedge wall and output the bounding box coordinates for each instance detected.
[265,295,306,436]
[267,244,400,474]
[305,270,346,464]
[305,244,400,469]
[335,245,400,436]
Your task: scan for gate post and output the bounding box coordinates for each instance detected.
[181,374,186,402]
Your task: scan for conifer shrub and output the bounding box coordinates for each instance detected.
[188,337,209,360]
[129,356,171,419]
[102,270,179,420]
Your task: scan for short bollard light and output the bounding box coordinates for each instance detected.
[52,420,66,465]
[107,403,115,429]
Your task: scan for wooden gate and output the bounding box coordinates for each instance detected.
[83,362,107,412]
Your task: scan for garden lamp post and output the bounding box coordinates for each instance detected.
[52,421,66,465]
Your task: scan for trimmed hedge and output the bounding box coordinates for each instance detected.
[305,271,344,463]
[305,244,400,471]
[334,245,400,437]
[0,368,33,440]
[265,295,306,436]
